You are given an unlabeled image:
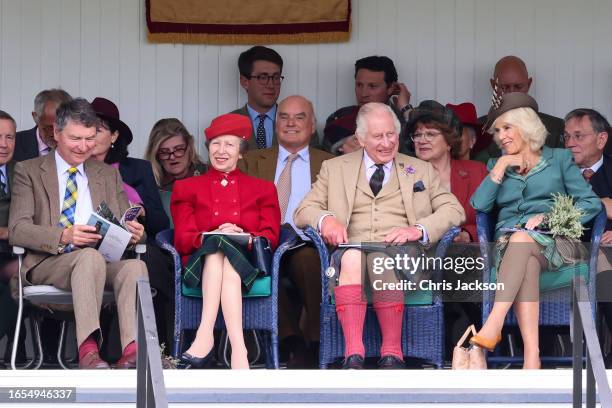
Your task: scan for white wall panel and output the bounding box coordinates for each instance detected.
[0,0,611,159]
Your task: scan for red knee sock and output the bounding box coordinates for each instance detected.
[123,341,137,357]
[78,335,99,361]
[374,301,404,360]
[335,284,366,358]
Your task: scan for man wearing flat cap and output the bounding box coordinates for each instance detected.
[295,102,465,369]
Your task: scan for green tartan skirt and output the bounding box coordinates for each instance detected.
[182,235,259,293]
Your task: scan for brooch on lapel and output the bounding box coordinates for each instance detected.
[413,180,425,192]
[402,164,416,175]
[458,170,468,178]
[220,178,228,187]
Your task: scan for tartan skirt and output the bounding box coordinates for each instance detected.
[182,235,259,293]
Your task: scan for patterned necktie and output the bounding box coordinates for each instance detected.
[276,153,298,222]
[369,164,385,196]
[59,167,78,228]
[256,114,267,149]
[0,168,7,200]
[582,168,595,183]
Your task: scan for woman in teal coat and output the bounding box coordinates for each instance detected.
[469,92,601,369]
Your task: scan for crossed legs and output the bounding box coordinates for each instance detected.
[476,231,545,369]
[186,251,248,369]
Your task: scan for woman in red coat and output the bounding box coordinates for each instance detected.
[171,113,281,369]
[408,101,487,242]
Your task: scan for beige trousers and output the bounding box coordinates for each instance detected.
[28,247,148,349]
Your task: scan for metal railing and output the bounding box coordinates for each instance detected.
[572,276,612,407]
[136,278,168,408]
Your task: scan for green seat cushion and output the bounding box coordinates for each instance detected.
[182,276,271,298]
[491,262,588,292]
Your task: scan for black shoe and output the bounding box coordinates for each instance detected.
[180,349,214,369]
[378,355,405,369]
[342,354,364,369]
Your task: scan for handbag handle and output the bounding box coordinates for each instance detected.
[456,324,477,347]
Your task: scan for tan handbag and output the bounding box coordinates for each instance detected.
[451,325,487,369]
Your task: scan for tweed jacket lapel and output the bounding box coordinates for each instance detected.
[341,150,363,219]
[394,157,417,225]
[259,147,279,182]
[84,159,105,210]
[40,152,60,226]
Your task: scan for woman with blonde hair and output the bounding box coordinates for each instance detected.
[470,92,600,368]
[144,118,207,192]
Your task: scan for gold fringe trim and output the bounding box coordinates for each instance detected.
[147,29,351,45]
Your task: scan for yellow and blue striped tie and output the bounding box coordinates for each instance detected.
[58,168,78,252]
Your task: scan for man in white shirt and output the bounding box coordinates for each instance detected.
[9,98,147,369]
[295,102,464,368]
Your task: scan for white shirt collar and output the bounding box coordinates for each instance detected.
[278,145,309,163]
[585,155,604,174]
[247,104,277,122]
[55,151,85,176]
[363,150,393,171]
[36,127,50,153]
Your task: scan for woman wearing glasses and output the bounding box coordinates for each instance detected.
[171,113,280,369]
[408,100,487,243]
[144,118,207,192]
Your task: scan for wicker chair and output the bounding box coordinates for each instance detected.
[476,208,606,366]
[305,225,459,369]
[156,228,298,369]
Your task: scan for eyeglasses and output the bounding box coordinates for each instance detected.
[411,131,442,142]
[157,146,187,160]
[562,132,596,143]
[247,73,284,85]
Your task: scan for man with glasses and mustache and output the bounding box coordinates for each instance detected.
[232,46,285,150]
[565,108,612,367]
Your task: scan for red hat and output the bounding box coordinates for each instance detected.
[205,113,252,141]
[446,102,489,153]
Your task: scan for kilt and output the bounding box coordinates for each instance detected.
[182,235,259,293]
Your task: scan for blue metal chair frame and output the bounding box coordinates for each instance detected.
[305,225,460,369]
[475,208,606,366]
[156,229,298,369]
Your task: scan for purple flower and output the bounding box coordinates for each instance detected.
[404,165,416,175]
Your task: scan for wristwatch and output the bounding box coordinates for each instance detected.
[400,104,413,115]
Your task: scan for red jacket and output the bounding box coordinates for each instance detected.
[171,168,281,263]
[450,159,488,241]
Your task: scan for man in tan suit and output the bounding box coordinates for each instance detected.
[241,95,333,367]
[295,102,465,369]
[9,98,147,369]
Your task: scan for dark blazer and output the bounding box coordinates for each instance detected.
[14,127,39,162]
[450,159,488,241]
[171,168,280,264]
[0,161,15,227]
[118,157,169,239]
[240,146,333,184]
[589,154,612,232]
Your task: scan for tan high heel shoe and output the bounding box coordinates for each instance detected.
[469,333,502,352]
